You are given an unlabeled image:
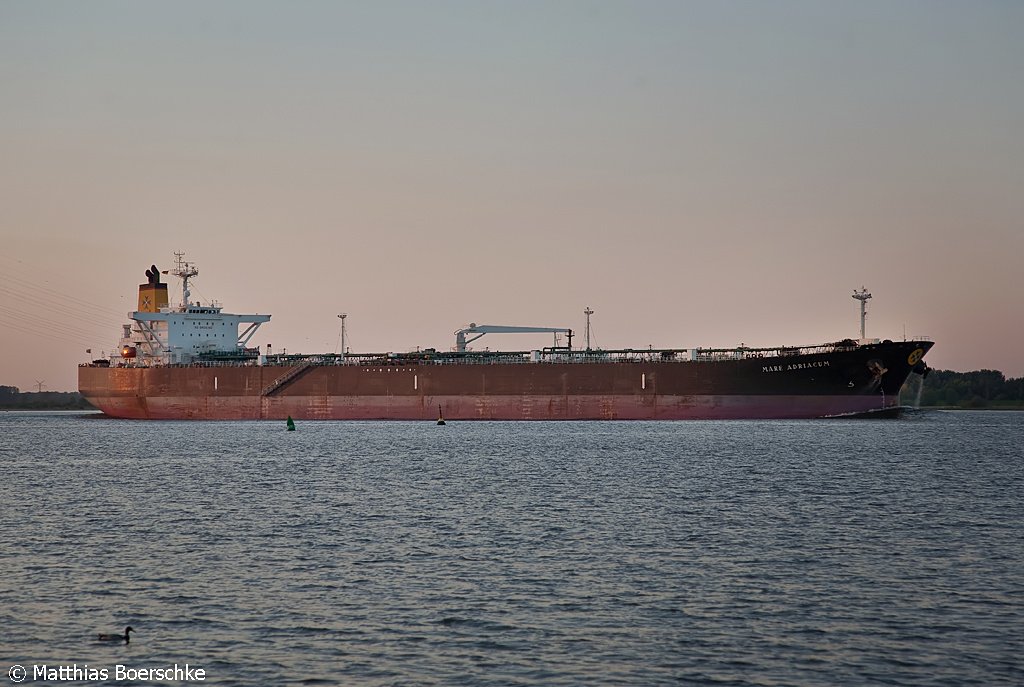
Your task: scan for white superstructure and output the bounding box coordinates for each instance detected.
[115,253,270,366]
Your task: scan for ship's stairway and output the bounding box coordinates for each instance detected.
[262,362,314,396]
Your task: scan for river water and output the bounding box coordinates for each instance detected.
[1,411,1021,685]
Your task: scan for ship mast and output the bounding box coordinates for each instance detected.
[852,287,872,340]
[337,313,347,360]
[584,307,594,351]
[170,252,199,307]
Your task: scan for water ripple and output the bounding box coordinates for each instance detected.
[1,411,1021,685]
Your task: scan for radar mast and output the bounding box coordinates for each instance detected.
[170,252,199,307]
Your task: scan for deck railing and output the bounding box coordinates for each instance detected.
[76,338,915,370]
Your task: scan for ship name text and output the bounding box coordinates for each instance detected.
[762,360,830,373]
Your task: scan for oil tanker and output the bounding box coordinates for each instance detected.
[79,255,933,420]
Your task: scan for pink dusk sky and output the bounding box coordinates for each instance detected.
[1,2,1022,392]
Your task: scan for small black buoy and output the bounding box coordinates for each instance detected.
[436,405,446,426]
[286,415,296,431]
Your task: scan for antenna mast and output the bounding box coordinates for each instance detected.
[584,307,594,350]
[171,252,199,307]
[337,313,347,360]
[852,287,872,340]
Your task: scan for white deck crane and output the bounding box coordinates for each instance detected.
[455,323,573,352]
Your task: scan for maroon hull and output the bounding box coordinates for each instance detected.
[80,340,932,420]
[87,393,898,420]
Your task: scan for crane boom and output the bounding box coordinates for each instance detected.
[455,323,573,352]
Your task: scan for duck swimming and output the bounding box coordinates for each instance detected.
[97,626,134,643]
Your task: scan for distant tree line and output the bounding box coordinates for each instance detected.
[0,386,94,410]
[903,370,1024,409]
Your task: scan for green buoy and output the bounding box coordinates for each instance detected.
[286,416,296,431]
